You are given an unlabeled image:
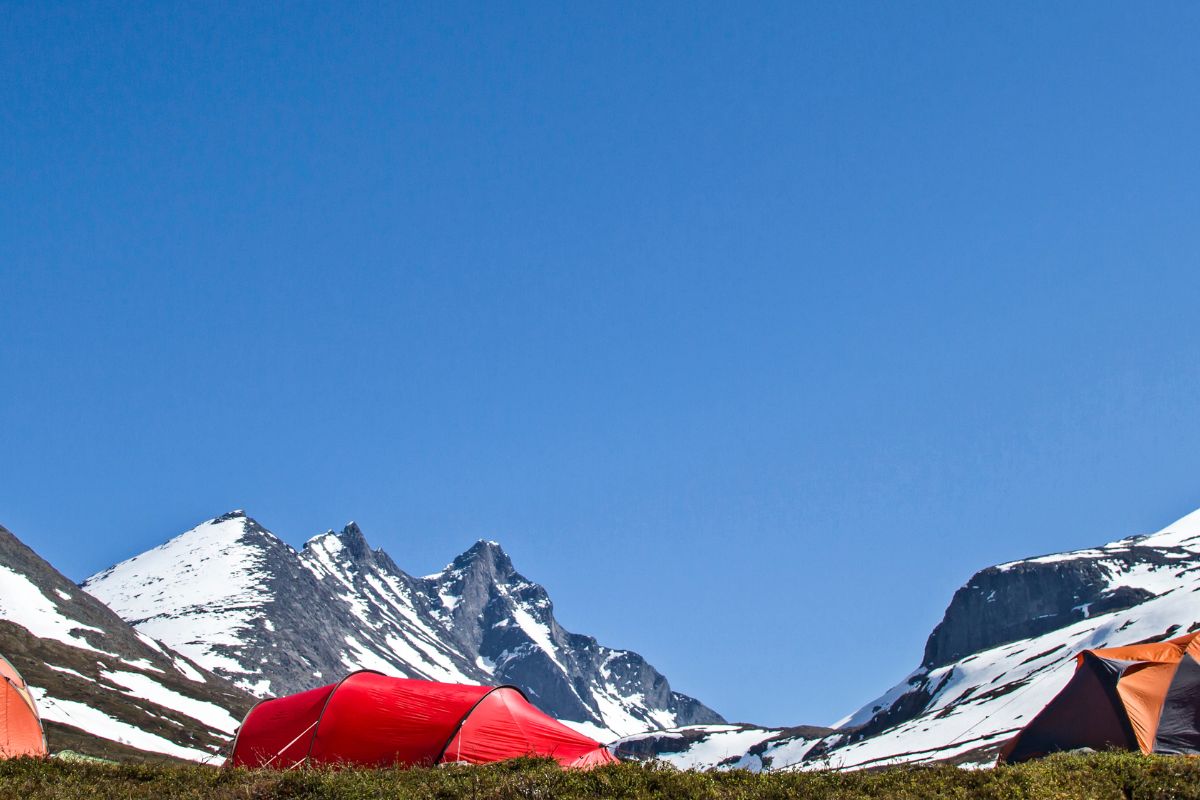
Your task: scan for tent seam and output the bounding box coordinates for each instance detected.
[304,669,385,767]
[227,697,269,766]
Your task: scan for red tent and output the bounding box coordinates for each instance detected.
[229,672,617,769]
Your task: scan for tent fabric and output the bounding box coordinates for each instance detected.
[1154,652,1200,754]
[231,683,337,768]
[230,672,617,770]
[1115,661,1177,750]
[1000,630,1200,763]
[308,674,493,767]
[441,683,617,767]
[1000,653,1138,763]
[0,654,47,759]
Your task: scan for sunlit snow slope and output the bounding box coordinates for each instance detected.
[615,507,1200,770]
[84,512,722,738]
[614,723,836,771]
[0,524,253,762]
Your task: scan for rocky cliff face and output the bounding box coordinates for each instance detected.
[414,539,719,734]
[85,512,723,738]
[0,523,254,762]
[922,547,1166,669]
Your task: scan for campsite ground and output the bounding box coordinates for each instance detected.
[2,753,1199,800]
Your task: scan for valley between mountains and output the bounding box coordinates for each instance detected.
[3,507,1200,769]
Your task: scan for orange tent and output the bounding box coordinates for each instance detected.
[1,654,47,759]
[1001,630,1200,762]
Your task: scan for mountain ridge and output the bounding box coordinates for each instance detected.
[84,511,724,739]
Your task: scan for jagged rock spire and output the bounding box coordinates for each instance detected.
[447,539,516,581]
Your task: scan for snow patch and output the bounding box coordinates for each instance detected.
[172,657,206,683]
[29,685,218,762]
[99,670,240,734]
[0,564,108,654]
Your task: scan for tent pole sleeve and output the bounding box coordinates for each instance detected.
[304,669,386,766]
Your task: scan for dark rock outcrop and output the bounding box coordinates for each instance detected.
[923,543,1177,668]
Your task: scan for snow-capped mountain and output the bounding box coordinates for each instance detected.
[614,506,1200,770]
[83,511,722,738]
[306,527,718,738]
[0,523,253,762]
[614,723,836,771]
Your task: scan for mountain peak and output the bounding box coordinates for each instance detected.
[336,522,371,561]
[304,525,358,550]
[202,511,286,551]
[208,509,281,543]
[449,539,514,577]
[301,522,397,572]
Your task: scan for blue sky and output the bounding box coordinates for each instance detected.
[3,2,1200,726]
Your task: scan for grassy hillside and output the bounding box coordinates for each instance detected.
[2,752,1199,800]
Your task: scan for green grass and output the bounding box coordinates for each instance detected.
[2,752,1199,799]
